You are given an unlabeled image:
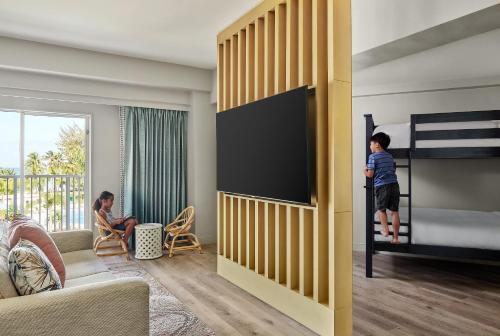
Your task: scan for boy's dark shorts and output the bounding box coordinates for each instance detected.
[375,182,400,212]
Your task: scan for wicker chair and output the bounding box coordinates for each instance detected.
[164,206,202,257]
[94,211,130,260]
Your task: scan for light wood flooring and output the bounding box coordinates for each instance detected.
[126,245,500,336]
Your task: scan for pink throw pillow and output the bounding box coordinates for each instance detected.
[8,224,66,287]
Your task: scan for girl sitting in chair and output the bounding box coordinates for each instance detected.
[92,191,138,248]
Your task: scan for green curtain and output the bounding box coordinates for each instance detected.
[121,106,187,241]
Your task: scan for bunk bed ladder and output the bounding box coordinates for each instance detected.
[365,115,375,278]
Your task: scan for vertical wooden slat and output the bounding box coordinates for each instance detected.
[312,0,329,304]
[264,11,275,97]
[255,201,265,274]
[217,192,223,255]
[275,204,287,284]
[224,39,231,110]
[224,195,231,258]
[255,17,265,100]
[312,207,319,300]
[246,24,255,103]
[239,198,247,266]
[232,197,238,262]
[238,30,247,106]
[231,34,239,108]
[286,0,298,90]
[230,196,234,260]
[265,203,276,279]
[247,199,255,270]
[286,206,299,289]
[300,208,313,296]
[274,4,287,94]
[298,0,312,85]
[217,44,224,112]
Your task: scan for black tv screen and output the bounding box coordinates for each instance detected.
[216,86,315,204]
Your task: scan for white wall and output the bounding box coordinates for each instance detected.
[187,91,217,243]
[352,0,499,54]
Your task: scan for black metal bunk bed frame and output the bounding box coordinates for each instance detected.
[365,110,500,278]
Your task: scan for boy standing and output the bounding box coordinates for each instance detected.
[363,132,401,244]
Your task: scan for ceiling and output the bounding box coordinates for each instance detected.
[0,0,261,69]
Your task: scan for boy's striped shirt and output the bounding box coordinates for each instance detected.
[367,151,398,187]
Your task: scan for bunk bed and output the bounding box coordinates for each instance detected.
[365,110,500,278]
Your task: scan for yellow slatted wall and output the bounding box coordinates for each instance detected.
[216,1,351,335]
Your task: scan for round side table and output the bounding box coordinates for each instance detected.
[135,223,163,259]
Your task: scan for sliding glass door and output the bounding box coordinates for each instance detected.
[0,110,89,231]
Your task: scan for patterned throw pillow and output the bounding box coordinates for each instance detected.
[8,239,62,295]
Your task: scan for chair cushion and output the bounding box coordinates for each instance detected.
[64,271,116,288]
[0,221,18,299]
[9,223,66,286]
[62,249,109,280]
[8,239,62,295]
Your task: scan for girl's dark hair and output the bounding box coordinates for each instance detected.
[92,191,114,211]
[371,132,391,150]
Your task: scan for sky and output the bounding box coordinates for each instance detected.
[0,111,85,169]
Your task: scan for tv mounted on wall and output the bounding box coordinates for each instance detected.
[216,85,315,205]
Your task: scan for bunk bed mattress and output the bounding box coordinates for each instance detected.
[375,207,500,250]
[374,121,500,149]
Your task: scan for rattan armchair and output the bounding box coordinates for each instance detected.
[94,211,130,260]
[164,206,202,257]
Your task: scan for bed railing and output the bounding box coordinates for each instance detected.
[411,110,500,158]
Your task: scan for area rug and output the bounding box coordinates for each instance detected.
[104,260,215,336]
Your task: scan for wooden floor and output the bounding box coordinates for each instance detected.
[130,245,500,336]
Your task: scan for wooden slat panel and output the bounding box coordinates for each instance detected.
[274,4,287,94]
[286,0,298,90]
[255,17,265,100]
[265,203,276,279]
[217,44,224,112]
[255,201,265,275]
[238,30,247,106]
[264,11,275,97]
[232,196,238,262]
[224,39,231,110]
[247,199,255,270]
[312,0,329,304]
[231,34,238,109]
[298,0,312,86]
[246,24,255,103]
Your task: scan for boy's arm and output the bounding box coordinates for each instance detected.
[364,154,375,178]
[363,166,374,178]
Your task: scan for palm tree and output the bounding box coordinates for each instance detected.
[44,150,64,175]
[25,152,44,175]
[0,168,15,201]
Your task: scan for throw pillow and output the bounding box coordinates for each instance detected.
[0,221,19,299]
[8,239,62,295]
[8,223,66,286]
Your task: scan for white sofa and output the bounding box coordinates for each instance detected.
[0,230,149,336]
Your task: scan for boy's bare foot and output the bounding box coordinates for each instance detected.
[381,224,389,237]
[390,239,400,244]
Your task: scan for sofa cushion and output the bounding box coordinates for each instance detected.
[0,225,18,299]
[64,271,116,288]
[9,223,66,287]
[7,214,45,237]
[62,249,108,280]
[8,239,62,295]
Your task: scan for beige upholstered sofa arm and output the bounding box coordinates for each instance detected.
[0,278,149,336]
[49,229,94,253]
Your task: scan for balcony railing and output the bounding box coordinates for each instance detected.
[0,175,85,232]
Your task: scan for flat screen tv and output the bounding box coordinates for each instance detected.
[216,86,315,205]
